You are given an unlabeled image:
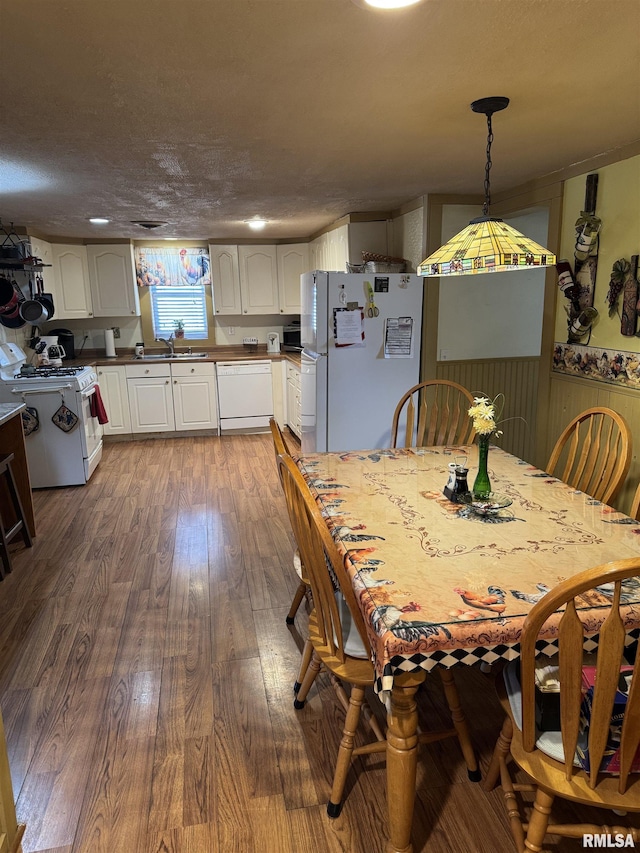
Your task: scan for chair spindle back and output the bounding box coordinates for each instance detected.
[277,454,370,662]
[519,557,640,793]
[546,407,632,505]
[391,379,475,448]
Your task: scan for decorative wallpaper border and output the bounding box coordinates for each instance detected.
[553,341,640,390]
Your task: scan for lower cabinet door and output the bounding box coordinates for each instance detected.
[128,377,175,432]
[97,366,131,435]
[173,375,219,431]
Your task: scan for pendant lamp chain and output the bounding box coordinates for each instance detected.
[482,112,493,217]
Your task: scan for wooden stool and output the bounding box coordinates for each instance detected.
[0,453,33,580]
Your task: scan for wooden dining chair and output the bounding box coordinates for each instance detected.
[390,379,475,448]
[484,557,640,851]
[278,453,480,817]
[546,407,632,505]
[269,418,311,627]
[630,481,640,521]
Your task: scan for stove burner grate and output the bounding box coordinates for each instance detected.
[12,366,88,379]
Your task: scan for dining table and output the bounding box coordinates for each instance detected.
[296,442,640,853]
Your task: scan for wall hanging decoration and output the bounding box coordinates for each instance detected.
[621,255,639,337]
[556,173,601,343]
[573,173,601,310]
[606,258,630,317]
[553,341,640,389]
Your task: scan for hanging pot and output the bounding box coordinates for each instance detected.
[0,276,21,315]
[20,299,50,324]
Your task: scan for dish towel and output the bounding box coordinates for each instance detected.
[89,385,109,424]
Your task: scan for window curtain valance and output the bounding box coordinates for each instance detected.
[135,246,211,287]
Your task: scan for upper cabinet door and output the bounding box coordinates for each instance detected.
[210,244,241,315]
[238,245,279,315]
[28,237,57,295]
[276,244,309,314]
[52,244,93,319]
[327,225,348,271]
[87,244,140,316]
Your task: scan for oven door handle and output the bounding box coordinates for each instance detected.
[81,385,97,399]
[10,384,73,395]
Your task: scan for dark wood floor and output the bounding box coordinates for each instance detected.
[0,434,628,852]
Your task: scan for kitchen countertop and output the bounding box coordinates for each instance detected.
[74,347,302,369]
[0,402,25,426]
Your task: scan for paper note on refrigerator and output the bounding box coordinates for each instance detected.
[384,317,414,358]
[334,307,365,346]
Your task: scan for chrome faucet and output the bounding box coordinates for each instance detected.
[156,334,175,355]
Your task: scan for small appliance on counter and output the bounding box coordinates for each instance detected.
[36,335,66,367]
[266,332,280,354]
[282,321,301,351]
[48,328,75,360]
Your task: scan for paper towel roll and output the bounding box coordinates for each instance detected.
[105,328,116,358]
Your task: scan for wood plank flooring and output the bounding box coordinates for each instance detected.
[0,434,627,852]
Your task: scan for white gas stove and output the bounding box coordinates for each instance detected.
[0,343,103,487]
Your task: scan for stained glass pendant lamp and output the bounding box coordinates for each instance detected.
[418,97,556,277]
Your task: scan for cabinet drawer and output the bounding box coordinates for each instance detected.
[286,363,301,386]
[170,362,215,378]
[125,363,171,378]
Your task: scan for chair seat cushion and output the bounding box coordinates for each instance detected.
[293,548,303,579]
[503,659,580,766]
[335,591,370,660]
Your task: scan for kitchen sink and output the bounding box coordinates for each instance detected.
[138,352,209,360]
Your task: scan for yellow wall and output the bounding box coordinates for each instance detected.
[554,154,640,345]
[549,152,640,514]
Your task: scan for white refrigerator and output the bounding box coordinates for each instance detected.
[301,270,424,452]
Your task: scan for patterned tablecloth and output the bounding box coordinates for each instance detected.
[297,445,640,693]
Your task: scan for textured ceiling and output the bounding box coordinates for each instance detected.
[1,0,639,241]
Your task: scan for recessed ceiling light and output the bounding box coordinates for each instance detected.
[354,0,424,7]
[89,217,110,224]
[245,218,267,231]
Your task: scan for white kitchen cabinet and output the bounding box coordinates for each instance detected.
[308,224,349,273]
[87,243,140,317]
[308,221,388,272]
[285,361,301,438]
[276,243,309,314]
[271,361,286,428]
[97,364,131,435]
[126,363,174,433]
[51,244,93,319]
[28,236,57,296]
[209,244,241,315]
[326,225,348,271]
[238,245,279,314]
[211,242,306,316]
[171,362,218,431]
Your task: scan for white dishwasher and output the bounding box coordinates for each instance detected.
[216,361,274,431]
